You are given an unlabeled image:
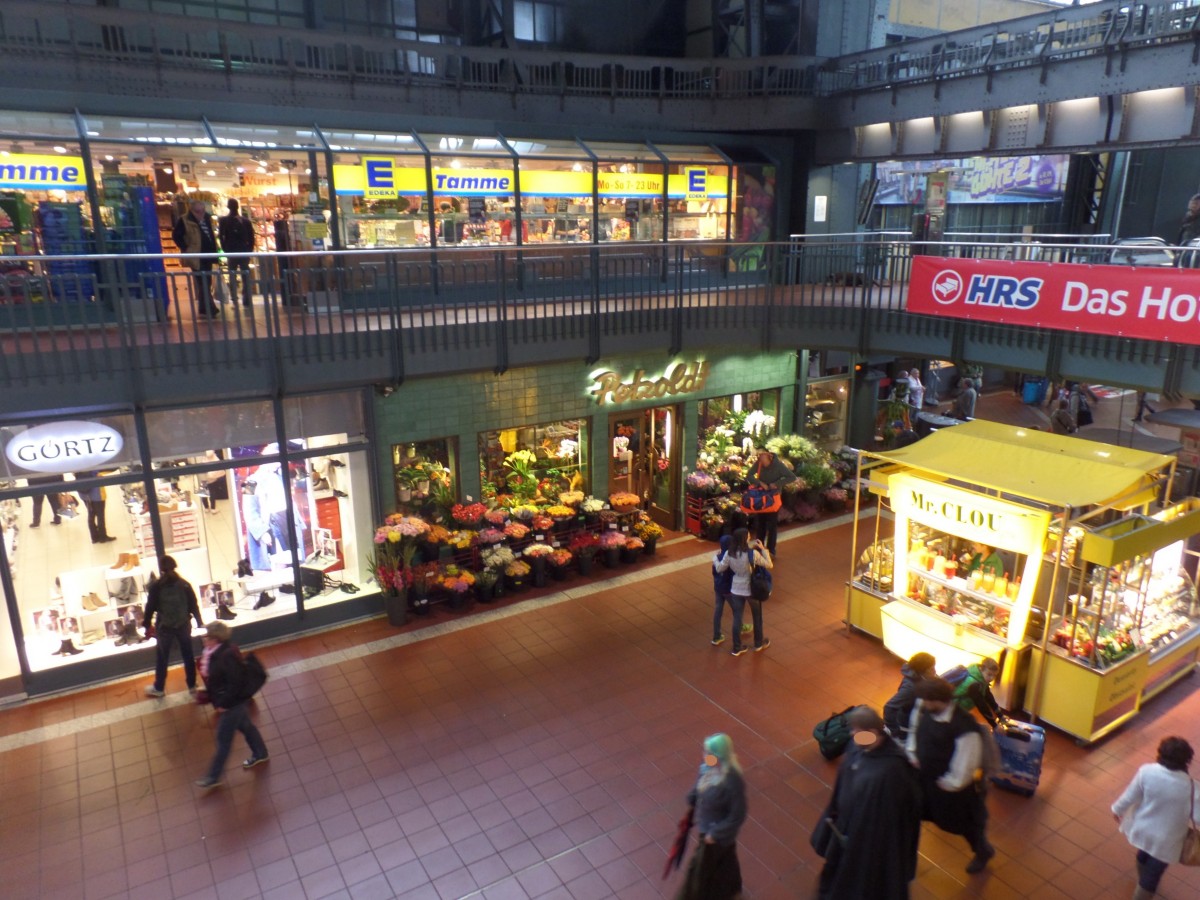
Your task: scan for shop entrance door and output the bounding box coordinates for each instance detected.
[607,405,681,529]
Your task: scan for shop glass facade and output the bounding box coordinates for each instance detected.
[479,419,589,502]
[0,390,369,692]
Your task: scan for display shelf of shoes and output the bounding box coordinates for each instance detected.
[133,506,202,555]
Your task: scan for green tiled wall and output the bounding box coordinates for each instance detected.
[374,350,799,512]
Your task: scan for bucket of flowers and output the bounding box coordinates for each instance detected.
[503,520,531,548]
[422,523,451,561]
[569,531,600,575]
[474,567,499,602]
[621,536,644,564]
[505,559,532,592]
[634,518,664,555]
[439,564,476,611]
[543,504,576,535]
[451,502,487,529]
[700,508,726,542]
[409,561,441,615]
[478,526,506,546]
[548,548,574,581]
[609,491,641,513]
[822,486,849,513]
[599,530,627,568]
[523,542,554,587]
[483,507,510,528]
[580,495,606,524]
[558,490,584,509]
[685,470,718,497]
[530,513,555,539]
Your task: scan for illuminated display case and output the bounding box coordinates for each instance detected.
[805,376,850,453]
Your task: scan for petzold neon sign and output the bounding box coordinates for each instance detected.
[590,361,709,405]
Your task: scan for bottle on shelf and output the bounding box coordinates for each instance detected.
[994,572,1009,599]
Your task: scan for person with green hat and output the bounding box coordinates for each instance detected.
[673,732,748,899]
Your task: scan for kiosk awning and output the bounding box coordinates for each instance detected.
[873,420,1173,508]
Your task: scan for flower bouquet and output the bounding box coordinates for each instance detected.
[599,530,627,568]
[548,547,574,581]
[634,518,663,554]
[503,521,530,542]
[423,524,451,557]
[451,502,487,528]
[700,508,726,542]
[530,514,555,534]
[440,564,476,610]
[483,508,510,527]
[685,471,718,496]
[523,541,553,586]
[481,545,515,572]
[503,449,539,501]
[409,561,441,615]
[622,536,645,564]
[478,527,506,545]
[505,559,532,591]
[569,531,600,575]
[558,491,584,508]
[474,567,499,602]
[446,530,477,551]
[580,496,605,522]
[510,503,539,522]
[822,486,849,512]
[609,491,640,512]
[522,542,554,558]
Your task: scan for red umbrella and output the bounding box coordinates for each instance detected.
[662,808,695,879]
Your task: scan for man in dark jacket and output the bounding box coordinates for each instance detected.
[195,621,269,788]
[172,198,221,317]
[218,198,256,308]
[748,449,794,556]
[883,651,937,740]
[907,678,995,874]
[816,707,922,900]
[142,555,204,698]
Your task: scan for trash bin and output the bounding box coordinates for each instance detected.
[1022,377,1047,406]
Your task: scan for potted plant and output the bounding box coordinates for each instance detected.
[395,466,424,503]
[700,508,726,542]
[599,530,626,568]
[633,518,663,555]
[503,449,540,501]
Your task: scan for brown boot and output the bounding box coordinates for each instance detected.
[124,553,140,571]
[112,552,129,570]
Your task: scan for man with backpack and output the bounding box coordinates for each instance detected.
[142,555,204,698]
[218,198,256,308]
[194,621,269,788]
[944,658,1004,728]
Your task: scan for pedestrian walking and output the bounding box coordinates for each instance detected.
[814,707,923,899]
[194,621,269,789]
[882,651,937,740]
[142,555,204,698]
[1112,736,1200,899]
[710,534,734,647]
[715,528,773,657]
[906,678,996,874]
[673,733,747,900]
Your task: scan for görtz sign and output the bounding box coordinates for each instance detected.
[590,360,709,405]
[4,421,124,474]
[909,255,1200,345]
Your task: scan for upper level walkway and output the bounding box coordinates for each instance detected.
[3,234,1198,415]
[3,0,1199,156]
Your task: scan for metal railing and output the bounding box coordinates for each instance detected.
[0,235,1191,386]
[2,0,1195,105]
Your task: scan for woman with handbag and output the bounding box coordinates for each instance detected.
[716,528,773,657]
[674,733,747,900]
[1112,736,1200,899]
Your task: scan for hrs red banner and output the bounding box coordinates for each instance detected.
[907,256,1200,344]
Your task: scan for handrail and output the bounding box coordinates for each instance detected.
[0,0,1197,106]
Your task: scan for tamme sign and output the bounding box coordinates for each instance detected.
[4,421,124,474]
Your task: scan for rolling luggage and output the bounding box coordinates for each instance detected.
[990,719,1044,796]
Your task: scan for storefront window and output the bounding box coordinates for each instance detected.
[327,129,429,249]
[422,133,517,246]
[655,144,732,242]
[697,391,779,457]
[586,141,665,243]
[479,419,589,502]
[391,439,459,507]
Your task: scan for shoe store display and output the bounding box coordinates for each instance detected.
[236,558,252,578]
[112,552,129,570]
[81,592,106,611]
[52,639,83,656]
[253,591,275,610]
[217,603,238,621]
[123,552,140,571]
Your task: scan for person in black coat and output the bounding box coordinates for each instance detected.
[218,198,256,307]
[883,652,937,740]
[815,707,923,900]
[194,621,268,788]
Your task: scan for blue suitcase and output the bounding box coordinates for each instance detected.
[990,720,1044,796]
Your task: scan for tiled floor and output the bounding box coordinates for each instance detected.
[1,386,1199,899]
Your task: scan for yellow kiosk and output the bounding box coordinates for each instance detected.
[847,420,1200,743]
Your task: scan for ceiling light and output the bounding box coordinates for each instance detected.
[52,146,68,154]
[256,165,267,174]
[450,159,462,169]
[305,168,311,174]
[104,154,114,161]
[278,167,288,175]
[163,167,173,175]
[206,169,216,177]
[236,166,245,173]
[201,159,208,164]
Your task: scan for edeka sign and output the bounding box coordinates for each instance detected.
[909,255,1200,344]
[590,361,709,405]
[889,473,1048,551]
[0,153,86,191]
[4,421,124,474]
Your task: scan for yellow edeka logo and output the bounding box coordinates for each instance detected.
[0,154,86,190]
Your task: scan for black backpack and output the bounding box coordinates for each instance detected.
[813,705,862,760]
[750,565,773,600]
[240,651,268,700]
[154,577,190,629]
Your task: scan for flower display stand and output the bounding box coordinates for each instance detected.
[685,494,706,536]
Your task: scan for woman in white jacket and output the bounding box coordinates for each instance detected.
[1112,736,1200,899]
[716,527,773,657]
